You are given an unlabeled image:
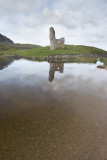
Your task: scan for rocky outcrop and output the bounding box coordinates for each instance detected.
[97,65,107,70]
[0,33,14,43]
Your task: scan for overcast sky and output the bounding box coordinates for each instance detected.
[0,0,107,50]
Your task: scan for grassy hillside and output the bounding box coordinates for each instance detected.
[0,44,107,58]
[0,42,40,51]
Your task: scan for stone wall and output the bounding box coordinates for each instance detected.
[49,27,65,50]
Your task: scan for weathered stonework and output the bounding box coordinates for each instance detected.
[49,27,65,50]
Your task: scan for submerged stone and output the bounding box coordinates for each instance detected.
[97,65,106,69]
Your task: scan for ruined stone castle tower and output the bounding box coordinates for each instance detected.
[49,27,65,50]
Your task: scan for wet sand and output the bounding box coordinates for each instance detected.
[0,60,107,160]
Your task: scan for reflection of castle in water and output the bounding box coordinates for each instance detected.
[49,63,64,82]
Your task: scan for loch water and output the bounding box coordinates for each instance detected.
[0,59,107,160]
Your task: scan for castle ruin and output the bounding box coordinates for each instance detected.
[49,27,65,50]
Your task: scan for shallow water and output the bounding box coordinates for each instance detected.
[0,59,107,160]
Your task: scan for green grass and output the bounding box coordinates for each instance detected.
[15,45,107,58]
[100,57,107,65]
[0,44,107,58]
[0,42,40,52]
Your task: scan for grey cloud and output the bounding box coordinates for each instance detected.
[42,8,78,29]
[0,0,43,15]
[0,0,107,50]
[53,0,107,28]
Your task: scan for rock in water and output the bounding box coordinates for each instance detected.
[0,33,14,43]
[97,65,106,69]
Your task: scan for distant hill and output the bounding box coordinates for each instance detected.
[0,33,14,43]
[0,42,40,50]
[0,33,40,49]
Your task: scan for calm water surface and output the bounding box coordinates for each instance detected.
[0,59,107,160]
